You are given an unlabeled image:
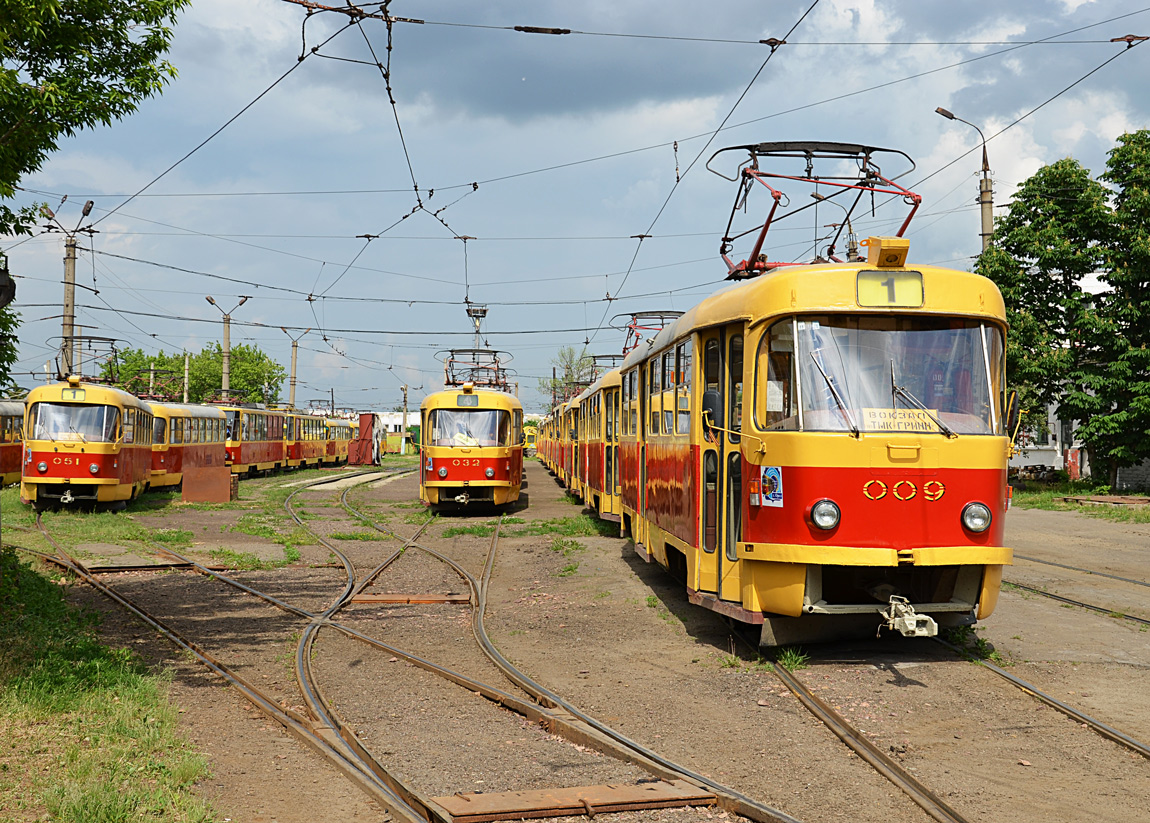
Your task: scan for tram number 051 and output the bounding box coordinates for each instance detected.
[863,480,945,501]
[452,459,481,467]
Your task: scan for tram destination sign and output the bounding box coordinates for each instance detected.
[856,270,924,308]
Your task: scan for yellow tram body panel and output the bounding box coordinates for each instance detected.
[419,384,524,507]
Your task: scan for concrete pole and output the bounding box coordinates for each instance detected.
[289,338,299,408]
[149,361,155,396]
[401,384,408,455]
[62,235,76,377]
[979,150,994,252]
[221,312,231,401]
[183,352,190,402]
[75,325,82,378]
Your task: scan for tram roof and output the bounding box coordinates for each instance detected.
[574,368,622,404]
[152,402,227,419]
[619,256,1006,372]
[26,380,152,409]
[420,384,523,411]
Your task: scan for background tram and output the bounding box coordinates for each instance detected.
[0,400,24,486]
[419,383,524,509]
[221,404,287,474]
[149,402,228,489]
[547,236,1014,646]
[21,377,155,508]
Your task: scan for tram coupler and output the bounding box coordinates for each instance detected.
[59,489,75,505]
[878,595,938,638]
[453,492,471,504]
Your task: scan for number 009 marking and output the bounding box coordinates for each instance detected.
[862,480,945,501]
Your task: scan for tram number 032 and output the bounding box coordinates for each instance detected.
[452,459,481,467]
[863,480,945,501]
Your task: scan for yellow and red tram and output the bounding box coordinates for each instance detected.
[221,404,287,475]
[555,237,1013,645]
[420,383,524,509]
[149,402,228,488]
[21,377,155,508]
[323,417,354,466]
[573,370,623,521]
[0,400,24,486]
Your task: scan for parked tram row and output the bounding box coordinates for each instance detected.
[5,377,357,508]
[537,236,1018,646]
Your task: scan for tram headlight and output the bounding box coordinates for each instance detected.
[438,467,448,478]
[961,502,992,533]
[809,499,841,531]
[485,468,495,479]
[89,463,99,475]
[37,461,47,473]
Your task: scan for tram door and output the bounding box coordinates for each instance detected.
[699,326,745,602]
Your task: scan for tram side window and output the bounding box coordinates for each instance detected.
[605,391,613,441]
[154,417,166,445]
[648,357,661,435]
[629,370,638,435]
[123,408,135,443]
[755,320,797,431]
[661,353,675,435]
[676,340,692,435]
[729,334,743,443]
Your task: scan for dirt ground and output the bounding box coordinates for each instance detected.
[31,464,1150,823]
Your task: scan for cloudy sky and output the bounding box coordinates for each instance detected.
[5,0,1148,412]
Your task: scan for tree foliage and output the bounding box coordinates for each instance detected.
[537,346,595,412]
[0,305,19,393]
[1,0,189,236]
[101,343,286,404]
[978,132,1150,486]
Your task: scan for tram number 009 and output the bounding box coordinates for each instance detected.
[451,459,481,467]
[863,480,945,501]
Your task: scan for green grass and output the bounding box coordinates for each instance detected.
[1012,481,1150,523]
[509,515,615,538]
[557,561,580,577]
[549,536,583,557]
[944,625,1009,666]
[327,531,384,541]
[442,521,498,538]
[151,528,195,550]
[558,492,584,506]
[0,546,213,822]
[774,646,810,672]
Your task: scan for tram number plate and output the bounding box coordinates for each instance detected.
[856,270,924,308]
[61,388,86,401]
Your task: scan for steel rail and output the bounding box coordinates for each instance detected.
[284,472,441,823]
[28,514,422,822]
[1005,580,1150,627]
[769,663,971,823]
[934,638,1150,760]
[1013,555,1150,588]
[338,489,804,823]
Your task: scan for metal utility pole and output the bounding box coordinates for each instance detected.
[936,107,993,252]
[62,236,76,375]
[205,295,249,400]
[281,327,311,408]
[330,388,335,416]
[183,352,190,402]
[401,384,409,455]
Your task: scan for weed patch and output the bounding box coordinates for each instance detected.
[774,646,810,672]
[328,531,385,541]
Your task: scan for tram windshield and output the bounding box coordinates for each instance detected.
[28,402,120,443]
[429,409,511,447]
[755,316,1004,435]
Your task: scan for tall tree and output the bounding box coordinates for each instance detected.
[974,158,1112,438]
[0,305,18,394]
[537,346,594,412]
[1,0,189,236]
[102,343,286,404]
[1064,130,1150,487]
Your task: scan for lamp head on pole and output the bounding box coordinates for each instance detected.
[205,295,216,306]
[237,295,249,308]
[935,106,956,120]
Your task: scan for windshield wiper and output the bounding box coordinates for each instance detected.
[890,361,957,438]
[67,423,88,444]
[809,353,860,437]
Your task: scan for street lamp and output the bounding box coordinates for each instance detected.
[936,106,993,252]
[811,192,859,261]
[205,295,250,400]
